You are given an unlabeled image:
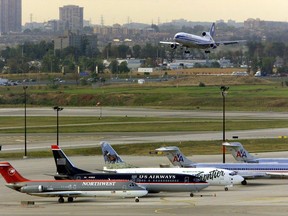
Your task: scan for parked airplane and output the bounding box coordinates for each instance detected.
[100,142,244,191]
[154,146,288,185]
[160,23,245,53]
[223,142,288,163]
[51,145,209,196]
[0,162,148,203]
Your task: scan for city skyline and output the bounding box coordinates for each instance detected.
[23,0,288,26]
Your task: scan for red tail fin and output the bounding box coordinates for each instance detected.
[0,162,29,183]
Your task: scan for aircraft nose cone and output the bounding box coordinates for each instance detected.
[234,175,244,184]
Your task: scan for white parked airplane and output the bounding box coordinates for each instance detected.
[160,23,245,53]
[223,142,288,163]
[101,141,244,191]
[154,146,288,185]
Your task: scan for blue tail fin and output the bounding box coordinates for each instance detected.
[51,145,90,179]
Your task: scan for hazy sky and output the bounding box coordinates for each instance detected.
[23,0,288,25]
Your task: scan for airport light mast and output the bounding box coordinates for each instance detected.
[53,106,63,146]
[23,86,28,158]
[220,86,229,163]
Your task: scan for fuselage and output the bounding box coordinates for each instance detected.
[7,179,148,198]
[62,172,209,193]
[190,163,288,178]
[174,32,212,49]
[105,168,244,187]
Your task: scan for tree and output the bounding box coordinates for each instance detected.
[118,61,130,73]
[109,59,119,74]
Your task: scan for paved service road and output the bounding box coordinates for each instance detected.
[1,107,288,119]
[0,156,288,216]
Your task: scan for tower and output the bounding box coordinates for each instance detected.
[0,0,22,34]
[59,5,83,33]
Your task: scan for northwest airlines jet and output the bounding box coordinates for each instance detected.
[160,23,245,53]
[0,162,148,203]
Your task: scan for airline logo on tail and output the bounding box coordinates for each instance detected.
[173,153,184,163]
[8,168,16,176]
[236,150,247,158]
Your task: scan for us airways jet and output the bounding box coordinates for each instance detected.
[100,142,244,191]
[154,146,288,185]
[223,142,288,164]
[160,23,245,53]
[51,145,209,196]
[0,162,148,203]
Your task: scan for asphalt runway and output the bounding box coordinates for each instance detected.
[1,155,288,216]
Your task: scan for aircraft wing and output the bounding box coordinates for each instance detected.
[216,40,246,46]
[159,41,180,45]
[32,191,82,197]
[266,172,288,178]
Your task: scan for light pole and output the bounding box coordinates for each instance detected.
[53,106,63,146]
[23,86,28,158]
[96,102,102,119]
[220,85,229,163]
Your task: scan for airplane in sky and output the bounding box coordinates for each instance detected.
[100,142,244,191]
[154,146,288,185]
[160,23,245,53]
[51,145,209,196]
[223,142,288,163]
[0,162,148,203]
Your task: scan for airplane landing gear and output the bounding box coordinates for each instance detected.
[205,50,210,54]
[68,197,74,202]
[225,187,228,191]
[190,192,194,197]
[241,180,247,185]
[135,197,140,202]
[58,197,64,203]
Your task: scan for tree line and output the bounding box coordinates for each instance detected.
[1,39,288,75]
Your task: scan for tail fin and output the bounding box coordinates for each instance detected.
[51,145,90,178]
[0,162,29,183]
[100,141,136,168]
[209,23,216,38]
[154,146,196,167]
[223,142,256,162]
[101,141,124,164]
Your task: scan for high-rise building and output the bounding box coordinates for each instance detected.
[0,0,22,34]
[59,5,83,33]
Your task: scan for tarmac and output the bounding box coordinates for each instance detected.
[1,154,288,216]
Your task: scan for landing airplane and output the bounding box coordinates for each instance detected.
[100,142,244,191]
[223,142,288,163]
[51,145,209,196]
[160,23,245,53]
[0,162,148,203]
[154,146,288,185]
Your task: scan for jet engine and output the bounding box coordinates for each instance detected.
[210,44,217,49]
[170,43,177,49]
[20,185,44,193]
[202,32,207,36]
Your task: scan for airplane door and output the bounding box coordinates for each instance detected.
[185,177,189,183]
